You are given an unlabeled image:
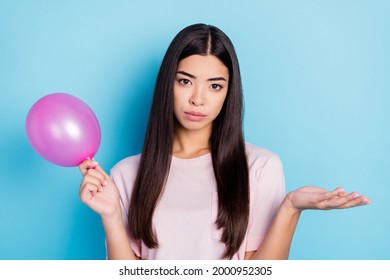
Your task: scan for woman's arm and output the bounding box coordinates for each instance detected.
[248,187,371,260]
[101,209,139,260]
[79,159,139,260]
[246,197,299,260]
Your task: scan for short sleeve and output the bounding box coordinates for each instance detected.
[245,154,286,252]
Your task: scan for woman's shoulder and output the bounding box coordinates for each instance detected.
[109,154,141,194]
[245,142,282,169]
[110,154,141,176]
[245,143,285,194]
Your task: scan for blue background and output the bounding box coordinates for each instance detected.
[0,0,389,259]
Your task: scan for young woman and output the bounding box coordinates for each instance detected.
[79,23,371,260]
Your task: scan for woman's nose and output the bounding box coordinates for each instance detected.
[190,87,205,106]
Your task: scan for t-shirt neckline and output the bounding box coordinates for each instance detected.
[171,152,211,166]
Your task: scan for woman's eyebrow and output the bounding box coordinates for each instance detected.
[177,71,196,79]
[177,71,227,82]
[208,77,227,82]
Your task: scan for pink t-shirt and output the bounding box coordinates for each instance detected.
[110,143,285,260]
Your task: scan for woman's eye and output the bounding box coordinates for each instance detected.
[179,79,191,85]
[211,84,222,90]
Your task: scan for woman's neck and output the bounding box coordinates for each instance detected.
[172,126,211,159]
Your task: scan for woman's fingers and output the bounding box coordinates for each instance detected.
[79,168,106,191]
[318,192,356,209]
[80,182,99,202]
[319,191,371,209]
[78,159,121,218]
[79,158,99,175]
[79,162,110,202]
[308,187,344,205]
[84,175,104,192]
[336,194,372,209]
[86,168,107,186]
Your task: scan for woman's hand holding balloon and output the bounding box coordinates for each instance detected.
[79,159,138,260]
[284,186,372,214]
[79,159,121,221]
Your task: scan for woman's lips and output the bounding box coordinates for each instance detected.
[184,111,206,121]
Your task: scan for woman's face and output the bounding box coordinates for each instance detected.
[173,54,229,134]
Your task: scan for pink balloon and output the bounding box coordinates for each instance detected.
[26,93,101,167]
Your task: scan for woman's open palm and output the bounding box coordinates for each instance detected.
[286,186,371,212]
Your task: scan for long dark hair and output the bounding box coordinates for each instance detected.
[128,23,249,259]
